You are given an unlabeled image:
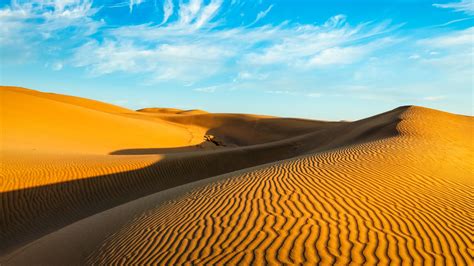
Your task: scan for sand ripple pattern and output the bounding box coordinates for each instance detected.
[88,133,473,265]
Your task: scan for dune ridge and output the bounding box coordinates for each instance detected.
[0,86,336,251]
[138,107,209,115]
[1,86,472,264]
[0,86,200,154]
[88,140,472,264]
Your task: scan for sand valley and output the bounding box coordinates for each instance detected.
[1,86,472,265]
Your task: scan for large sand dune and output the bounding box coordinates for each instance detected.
[1,86,472,264]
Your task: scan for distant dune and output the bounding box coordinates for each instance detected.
[1,86,472,265]
[138,107,209,115]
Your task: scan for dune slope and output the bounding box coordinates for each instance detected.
[1,86,337,252]
[2,105,472,265]
[0,86,199,154]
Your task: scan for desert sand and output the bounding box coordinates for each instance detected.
[1,86,472,265]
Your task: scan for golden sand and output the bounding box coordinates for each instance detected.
[1,86,472,265]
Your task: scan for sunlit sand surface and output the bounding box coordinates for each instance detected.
[1,86,472,265]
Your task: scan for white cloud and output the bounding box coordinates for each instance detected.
[433,0,474,15]
[74,40,233,83]
[423,95,446,101]
[52,61,63,71]
[306,46,369,67]
[242,18,399,68]
[236,71,268,81]
[161,0,174,25]
[420,27,474,47]
[307,93,322,98]
[66,11,401,86]
[0,0,101,62]
[194,0,223,29]
[2,0,470,109]
[237,71,253,80]
[264,90,296,95]
[433,17,474,27]
[107,2,130,9]
[250,4,273,25]
[194,86,217,93]
[178,0,202,25]
[71,14,397,84]
[417,27,473,79]
[129,0,146,13]
[2,0,98,20]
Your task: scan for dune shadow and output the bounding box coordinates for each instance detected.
[110,137,230,155]
[0,135,307,255]
[110,146,203,155]
[1,110,404,255]
[110,116,332,155]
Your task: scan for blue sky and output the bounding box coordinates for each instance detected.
[0,0,473,120]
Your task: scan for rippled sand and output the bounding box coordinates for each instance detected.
[1,86,472,265]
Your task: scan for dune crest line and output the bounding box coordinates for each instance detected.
[82,108,472,264]
[1,86,472,264]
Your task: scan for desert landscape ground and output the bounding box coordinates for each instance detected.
[0,86,472,265]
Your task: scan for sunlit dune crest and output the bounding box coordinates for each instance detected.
[1,86,472,265]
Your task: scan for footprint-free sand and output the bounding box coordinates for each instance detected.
[1,86,472,264]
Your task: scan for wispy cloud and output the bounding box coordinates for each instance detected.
[194,0,223,29]
[423,95,446,101]
[307,93,322,98]
[67,5,399,84]
[129,0,146,13]
[432,17,473,27]
[264,90,297,95]
[1,0,472,112]
[174,0,223,29]
[0,1,398,80]
[433,0,474,15]
[73,40,233,83]
[416,27,473,80]
[194,86,218,93]
[107,2,130,9]
[419,26,474,47]
[52,61,64,71]
[0,0,101,63]
[0,0,97,21]
[250,4,273,25]
[161,0,174,25]
[306,45,370,67]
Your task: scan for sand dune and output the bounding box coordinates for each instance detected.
[1,86,472,264]
[138,107,209,115]
[0,86,199,154]
[0,86,334,251]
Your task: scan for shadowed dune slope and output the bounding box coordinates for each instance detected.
[138,107,209,115]
[1,86,333,154]
[138,107,187,114]
[148,113,336,146]
[0,104,394,252]
[1,86,339,193]
[2,104,472,265]
[0,86,336,252]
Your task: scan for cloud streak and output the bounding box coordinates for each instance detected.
[129,0,146,13]
[71,13,398,85]
[249,4,273,25]
[161,0,174,25]
[0,0,101,63]
[433,0,474,15]
[0,0,472,113]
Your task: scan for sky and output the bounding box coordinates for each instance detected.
[0,0,473,120]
